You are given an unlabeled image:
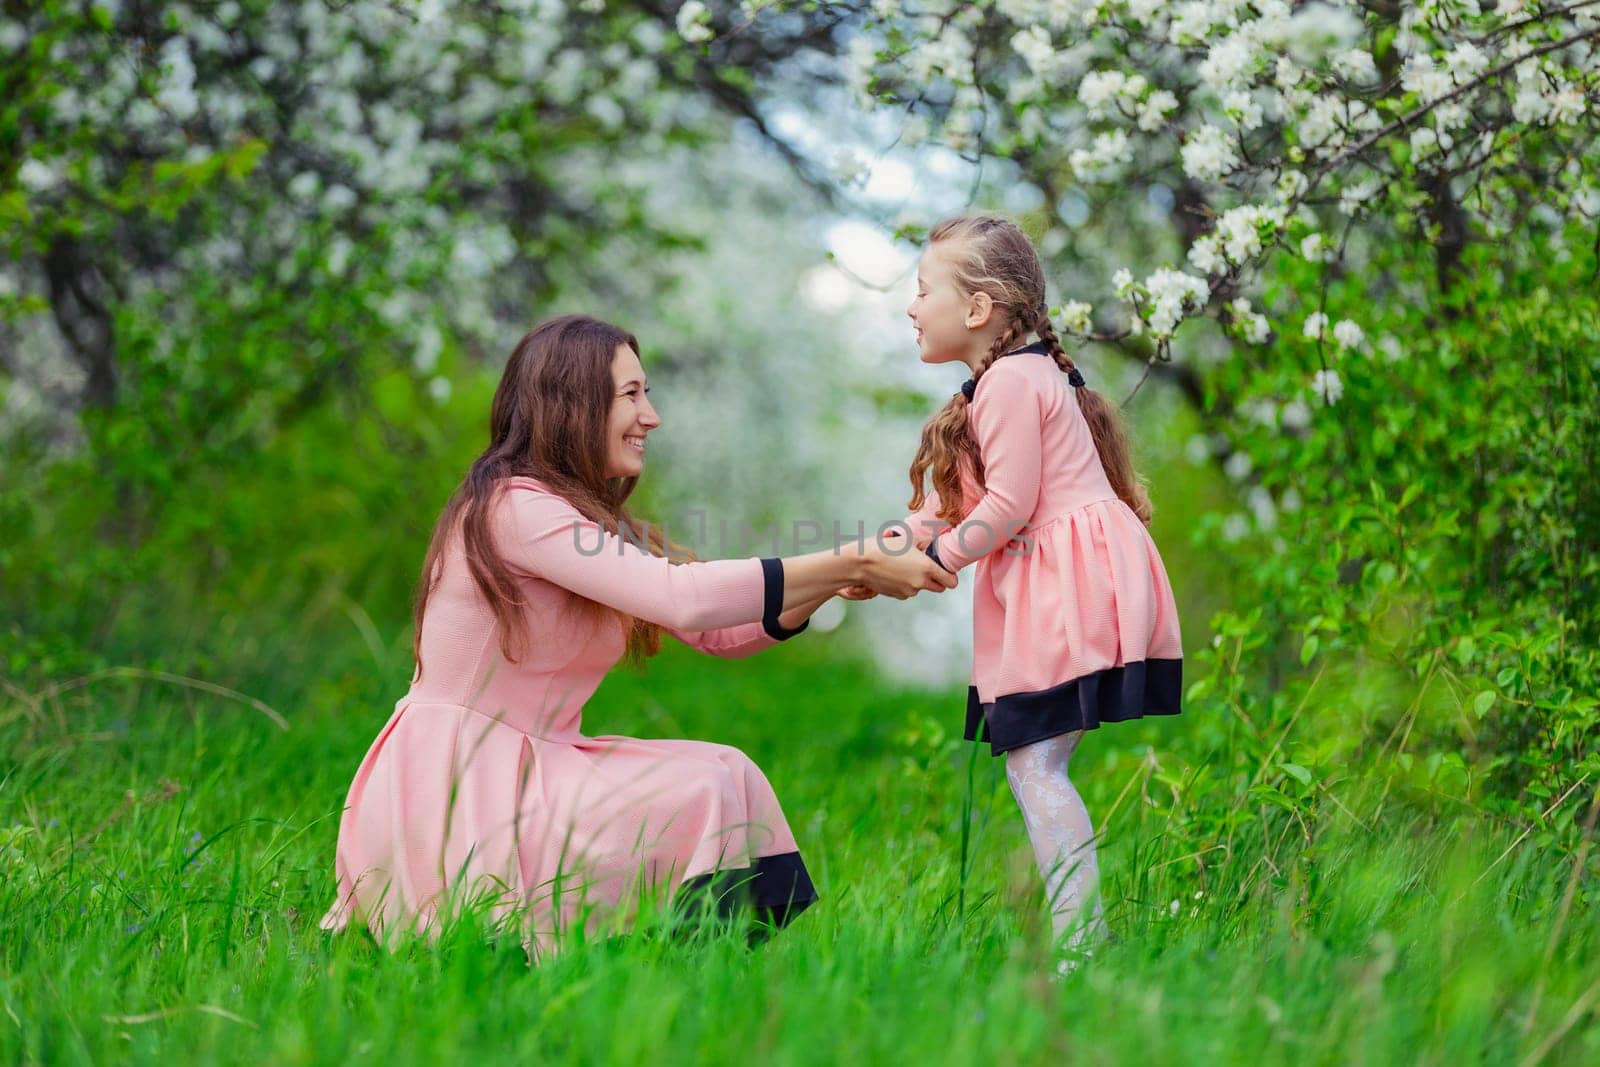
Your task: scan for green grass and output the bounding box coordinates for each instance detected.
[3,631,1598,1065]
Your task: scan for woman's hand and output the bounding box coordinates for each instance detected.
[838,584,877,601]
[858,539,957,599]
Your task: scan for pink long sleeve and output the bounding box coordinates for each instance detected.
[930,360,1043,572]
[667,621,781,659]
[494,481,768,632]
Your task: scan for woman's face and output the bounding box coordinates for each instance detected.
[605,343,660,479]
[907,242,975,365]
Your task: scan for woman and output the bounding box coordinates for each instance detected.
[319,314,952,957]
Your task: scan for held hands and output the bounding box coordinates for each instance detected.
[853,537,957,600]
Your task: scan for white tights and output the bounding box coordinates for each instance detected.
[1004,730,1110,952]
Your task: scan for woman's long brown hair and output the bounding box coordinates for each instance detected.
[411,314,680,679]
[909,216,1152,527]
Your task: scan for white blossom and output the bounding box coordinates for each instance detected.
[1434,102,1471,132]
[830,150,867,185]
[156,37,199,120]
[1300,232,1332,262]
[1339,180,1379,216]
[1216,204,1282,262]
[0,20,27,52]
[288,172,320,201]
[1078,70,1132,119]
[1511,68,1554,124]
[1230,298,1270,343]
[1137,89,1179,131]
[1401,55,1453,103]
[17,159,59,193]
[1069,129,1133,181]
[1303,311,1329,340]
[323,184,357,212]
[1275,54,1303,90]
[1312,368,1344,403]
[1197,34,1257,92]
[1058,300,1093,333]
[1248,486,1278,530]
[1410,126,1439,157]
[1444,42,1489,81]
[1188,234,1224,273]
[1223,89,1263,130]
[1180,124,1239,182]
[325,235,354,277]
[1141,266,1209,336]
[1332,319,1364,349]
[1299,94,1344,149]
[414,323,444,373]
[1012,26,1067,83]
[1281,397,1311,430]
[1333,48,1378,84]
[1549,86,1587,125]
[1171,2,1221,43]
[675,1,714,44]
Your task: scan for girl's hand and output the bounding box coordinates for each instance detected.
[838,584,877,601]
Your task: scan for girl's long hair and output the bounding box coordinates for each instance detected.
[908,216,1152,526]
[412,314,681,678]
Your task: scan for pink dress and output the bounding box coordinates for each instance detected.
[319,476,815,955]
[905,343,1183,754]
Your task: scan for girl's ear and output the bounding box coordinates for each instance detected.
[965,290,994,330]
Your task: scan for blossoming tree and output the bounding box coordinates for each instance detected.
[0,0,847,434]
[817,0,1597,386]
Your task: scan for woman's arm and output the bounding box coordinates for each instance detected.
[667,621,787,659]
[496,483,953,632]
[497,485,770,631]
[666,594,825,659]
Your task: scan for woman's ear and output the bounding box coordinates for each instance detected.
[965,291,994,330]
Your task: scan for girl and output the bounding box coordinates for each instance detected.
[319,314,953,957]
[898,216,1183,960]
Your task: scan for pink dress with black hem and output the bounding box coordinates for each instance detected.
[319,476,815,956]
[905,344,1184,755]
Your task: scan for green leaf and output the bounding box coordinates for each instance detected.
[1473,691,1495,718]
[1280,763,1313,785]
[0,192,34,226]
[1300,634,1319,666]
[1248,785,1300,813]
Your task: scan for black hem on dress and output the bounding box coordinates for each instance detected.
[965,658,1184,756]
[677,851,819,935]
[759,558,809,641]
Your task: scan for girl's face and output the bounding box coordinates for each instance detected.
[915,244,998,374]
[908,242,987,367]
[605,343,660,479]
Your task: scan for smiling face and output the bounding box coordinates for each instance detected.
[604,343,660,479]
[908,241,991,368]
